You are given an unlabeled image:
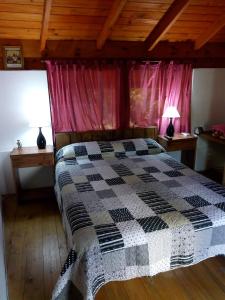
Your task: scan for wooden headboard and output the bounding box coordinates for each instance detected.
[55,127,158,150]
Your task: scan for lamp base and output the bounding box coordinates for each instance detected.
[166,118,174,137]
[37,127,46,149]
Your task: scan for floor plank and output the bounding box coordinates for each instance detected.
[5,199,27,300]
[42,200,62,300]
[3,194,17,266]
[3,195,225,300]
[23,202,44,300]
[54,210,68,269]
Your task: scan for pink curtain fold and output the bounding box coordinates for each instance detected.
[46,60,128,133]
[129,62,192,135]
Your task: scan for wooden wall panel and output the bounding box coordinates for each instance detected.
[175,20,212,28]
[185,5,224,15]
[51,7,109,17]
[110,36,146,41]
[53,0,113,9]
[0,20,41,29]
[120,10,166,19]
[110,32,149,41]
[208,26,225,43]
[0,3,43,14]
[112,0,171,42]
[123,2,170,11]
[0,0,44,4]
[0,39,41,58]
[178,14,219,23]
[0,29,40,40]
[163,33,199,42]
[1,39,225,69]
[164,3,225,43]
[0,1,224,49]
[0,0,225,69]
[0,11,42,22]
[191,0,225,5]
[50,15,105,24]
[113,24,156,33]
[127,0,172,2]
[117,18,158,26]
[45,40,147,58]
[48,31,99,40]
[0,1,43,41]
[48,23,102,31]
[0,39,225,66]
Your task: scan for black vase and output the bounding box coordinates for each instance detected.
[37,127,46,149]
[166,118,174,137]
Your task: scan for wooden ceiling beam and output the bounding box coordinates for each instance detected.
[195,14,225,49]
[40,0,52,53]
[145,0,191,51]
[96,0,127,50]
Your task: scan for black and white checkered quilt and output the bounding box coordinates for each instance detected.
[52,138,225,300]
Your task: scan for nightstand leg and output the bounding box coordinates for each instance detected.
[181,149,196,169]
[12,167,22,203]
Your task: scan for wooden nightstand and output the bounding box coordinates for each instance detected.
[158,134,197,169]
[10,146,54,202]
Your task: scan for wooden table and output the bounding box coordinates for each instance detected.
[158,134,198,169]
[10,146,54,202]
[200,132,225,185]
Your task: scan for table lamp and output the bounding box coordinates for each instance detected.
[162,106,180,137]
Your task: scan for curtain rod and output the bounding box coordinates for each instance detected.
[40,58,162,63]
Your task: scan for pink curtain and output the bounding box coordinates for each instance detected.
[46,60,192,136]
[129,62,192,134]
[46,61,128,133]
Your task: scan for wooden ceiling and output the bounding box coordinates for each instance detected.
[1,0,225,58]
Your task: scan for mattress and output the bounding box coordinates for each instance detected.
[52,138,225,300]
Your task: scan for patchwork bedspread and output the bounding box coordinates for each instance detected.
[52,139,225,300]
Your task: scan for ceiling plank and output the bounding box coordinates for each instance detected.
[145,0,192,51]
[96,0,127,50]
[40,0,52,53]
[195,13,225,49]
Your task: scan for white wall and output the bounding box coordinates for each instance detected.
[0,71,53,195]
[192,69,225,171]
[0,197,8,300]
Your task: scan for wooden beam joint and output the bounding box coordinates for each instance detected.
[97,0,127,50]
[40,0,52,54]
[145,0,191,51]
[195,13,225,49]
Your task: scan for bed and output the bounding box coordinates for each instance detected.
[52,128,225,300]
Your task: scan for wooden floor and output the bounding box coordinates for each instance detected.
[3,195,225,300]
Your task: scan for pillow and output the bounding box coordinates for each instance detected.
[56,138,165,162]
[211,124,225,138]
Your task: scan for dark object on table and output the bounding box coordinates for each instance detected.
[164,135,173,140]
[194,127,204,135]
[37,127,46,149]
[166,118,175,137]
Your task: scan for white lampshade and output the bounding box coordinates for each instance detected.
[162,106,180,118]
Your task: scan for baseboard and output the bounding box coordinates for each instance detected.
[0,196,9,300]
[2,187,55,203]
[1,193,16,200]
[21,187,55,201]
